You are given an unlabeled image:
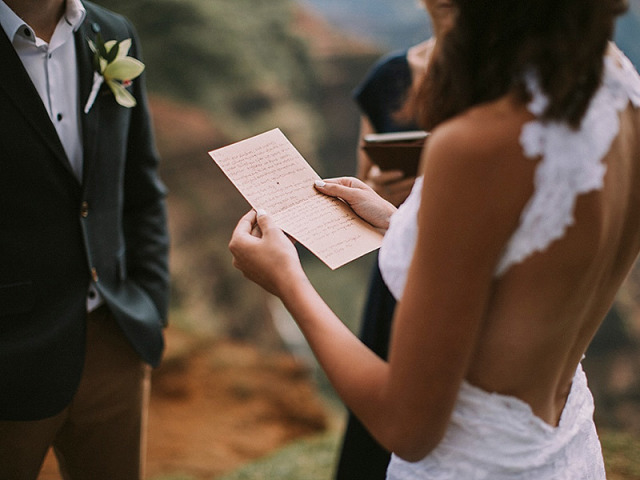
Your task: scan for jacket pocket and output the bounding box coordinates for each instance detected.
[0,281,34,316]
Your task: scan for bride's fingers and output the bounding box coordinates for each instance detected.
[233,210,257,237]
[255,209,278,236]
[321,176,369,190]
[254,209,296,244]
[230,210,259,256]
[315,179,370,205]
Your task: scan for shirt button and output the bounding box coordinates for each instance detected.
[80,201,89,217]
[91,268,99,282]
[57,113,63,121]
[23,28,31,37]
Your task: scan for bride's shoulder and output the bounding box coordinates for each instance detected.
[425,96,535,182]
[417,96,538,272]
[436,96,530,149]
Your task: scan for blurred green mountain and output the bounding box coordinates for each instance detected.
[88,0,380,341]
[94,0,324,150]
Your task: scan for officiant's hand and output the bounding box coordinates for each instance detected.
[365,165,416,207]
[230,209,307,297]
[314,177,397,231]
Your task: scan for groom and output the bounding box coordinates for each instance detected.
[0,0,169,478]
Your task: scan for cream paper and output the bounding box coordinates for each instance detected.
[209,128,383,269]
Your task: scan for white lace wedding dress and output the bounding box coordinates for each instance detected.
[378,46,640,479]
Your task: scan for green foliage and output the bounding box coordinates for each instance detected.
[600,429,640,479]
[149,429,640,480]
[93,0,322,138]
[214,432,341,480]
[150,475,198,480]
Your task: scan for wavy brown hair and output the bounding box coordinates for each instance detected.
[414,0,628,131]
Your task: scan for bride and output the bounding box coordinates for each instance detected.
[229,0,640,477]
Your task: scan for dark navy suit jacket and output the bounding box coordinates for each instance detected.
[0,1,170,420]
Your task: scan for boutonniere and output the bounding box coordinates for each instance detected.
[83,34,145,114]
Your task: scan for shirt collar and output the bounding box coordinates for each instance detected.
[63,0,86,32]
[0,0,27,42]
[0,0,86,43]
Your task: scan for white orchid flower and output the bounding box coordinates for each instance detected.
[84,37,145,114]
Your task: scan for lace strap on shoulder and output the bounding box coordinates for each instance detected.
[495,49,638,276]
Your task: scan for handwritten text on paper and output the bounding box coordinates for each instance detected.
[209,128,383,269]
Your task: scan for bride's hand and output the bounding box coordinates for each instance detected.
[314,177,397,231]
[229,209,307,297]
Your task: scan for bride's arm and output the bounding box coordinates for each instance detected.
[229,110,530,460]
[229,209,391,431]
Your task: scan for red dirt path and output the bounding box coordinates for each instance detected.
[38,327,330,479]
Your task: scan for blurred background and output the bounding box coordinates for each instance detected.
[41,0,640,478]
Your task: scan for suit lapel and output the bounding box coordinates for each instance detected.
[0,28,74,177]
[75,12,100,187]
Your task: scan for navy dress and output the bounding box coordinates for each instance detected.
[335,51,420,480]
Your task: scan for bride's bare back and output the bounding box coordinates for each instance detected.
[467,101,640,425]
[401,53,640,428]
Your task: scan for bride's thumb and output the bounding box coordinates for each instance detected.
[255,208,273,231]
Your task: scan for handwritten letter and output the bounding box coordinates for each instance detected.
[209,128,383,269]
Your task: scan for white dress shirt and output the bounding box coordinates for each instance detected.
[0,0,85,180]
[0,0,103,312]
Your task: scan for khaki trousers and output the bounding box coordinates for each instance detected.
[0,306,151,480]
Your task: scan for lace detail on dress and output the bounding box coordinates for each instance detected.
[380,49,640,296]
[494,48,640,276]
[379,176,423,300]
[386,365,606,480]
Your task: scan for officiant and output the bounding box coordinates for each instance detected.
[335,1,455,478]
